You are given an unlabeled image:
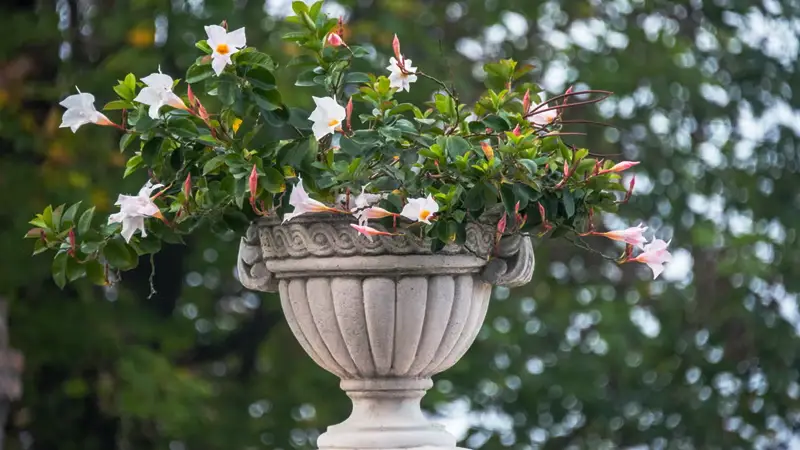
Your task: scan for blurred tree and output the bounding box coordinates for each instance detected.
[1,0,799,449]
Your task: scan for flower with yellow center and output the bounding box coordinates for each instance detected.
[204,25,246,76]
[308,96,346,141]
[400,195,439,225]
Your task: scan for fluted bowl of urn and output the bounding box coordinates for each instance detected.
[238,214,534,450]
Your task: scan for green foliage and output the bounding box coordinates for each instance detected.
[26,1,629,287]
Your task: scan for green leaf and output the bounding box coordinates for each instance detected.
[78,207,95,236]
[62,202,82,228]
[195,40,212,54]
[500,184,516,214]
[519,159,538,175]
[434,93,456,118]
[113,83,134,102]
[444,136,470,159]
[120,134,137,153]
[85,260,106,285]
[42,205,54,229]
[202,155,226,175]
[186,64,214,84]
[103,239,138,271]
[562,190,575,218]
[258,167,285,193]
[483,114,511,132]
[141,138,163,166]
[51,204,65,231]
[52,252,68,289]
[217,75,238,106]
[291,1,309,15]
[340,137,363,157]
[66,257,87,282]
[295,69,320,87]
[344,72,371,84]
[123,73,136,93]
[124,155,143,178]
[251,89,282,111]
[244,66,277,90]
[104,100,133,111]
[235,50,276,70]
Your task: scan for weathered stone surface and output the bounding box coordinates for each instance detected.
[237,214,535,450]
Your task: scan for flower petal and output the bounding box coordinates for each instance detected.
[204,25,227,47]
[227,27,247,48]
[59,92,94,109]
[141,73,174,90]
[134,87,161,107]
[211,55,228,76]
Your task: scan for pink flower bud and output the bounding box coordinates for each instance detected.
[392,34,402,63]
[522,89,531,113]
[249,165,258,203]
[599,161,640,175]
[512,124,521,136]
[183,173,192,201]
[327,32,344,47]
[346,97,353,131]
[187,84,197,108]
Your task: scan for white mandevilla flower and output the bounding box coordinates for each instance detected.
[308,96,346,141]
[283,177,341,223]
[387,57,418,92]
[108,181,164,243]
[594,224,648,249]
[528,101,558,126]
[400,195,439,224]
[59,90,113,132]
[134,70,188,119]
[354,207,395,226]
[630,238,672,279]
[205,25,247,76]
[350,224,397,242]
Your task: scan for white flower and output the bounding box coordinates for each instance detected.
[400,195,439,224]
[108,181,164,243]
[350,224,397,242]
[594,224,648,249]
[527,101,558,126]
[387,56,418,92]
[59,90,112,132]
[134,70,188,119]
[630,238,672,279]
[308,96,346,141]
[205,25,247,76]
[354,206,395,226]
[283,177,340,223]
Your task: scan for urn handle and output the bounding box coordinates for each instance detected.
[480,234,535,287]
[237,223,279,292]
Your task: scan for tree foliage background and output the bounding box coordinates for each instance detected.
[2,0,799,449]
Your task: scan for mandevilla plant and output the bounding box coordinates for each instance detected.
[27,1,671,289]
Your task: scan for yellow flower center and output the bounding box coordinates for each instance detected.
[328,119,340,127]
[216,43,230,55]
[419,209,431,221]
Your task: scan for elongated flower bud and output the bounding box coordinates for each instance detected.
[480,141,494,160]
[346,97,353,132]
[512,124,521,136]
[183,173,192,201]
[522,89,531,113]
[249,165,259,202]
[392,34,402,63]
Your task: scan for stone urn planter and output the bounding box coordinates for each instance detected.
[237,214,534,450]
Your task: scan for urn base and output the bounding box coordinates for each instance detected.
[317,379,462,450]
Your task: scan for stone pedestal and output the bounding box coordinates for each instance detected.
[238,215,533,450]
